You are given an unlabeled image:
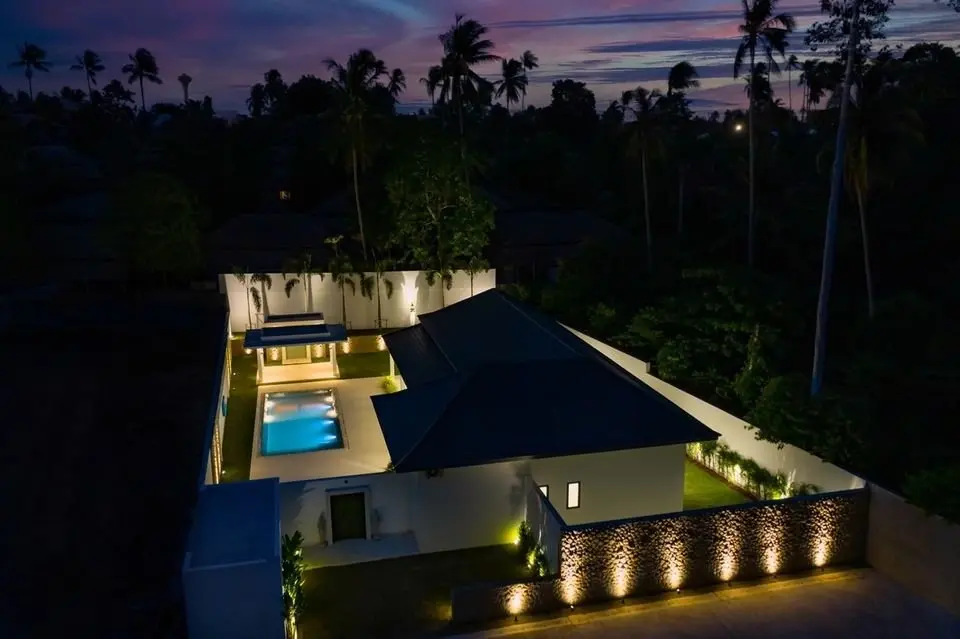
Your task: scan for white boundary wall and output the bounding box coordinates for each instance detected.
[564,326,865,493]
[222,269,496,333]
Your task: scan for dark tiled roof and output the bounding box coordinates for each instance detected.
[381,325,455,387]
[373,290,718,472]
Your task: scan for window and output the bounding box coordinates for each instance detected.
[566,481,580,509]
[538,485,549,499]
[279,190,291,201]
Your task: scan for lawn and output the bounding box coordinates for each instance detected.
[683,459,751,510]
[299,545,530,639]
[221,340,258,482]
[337,350,390,379]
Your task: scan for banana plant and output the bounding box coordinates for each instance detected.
[282,253,324,313]
[425,265,454,308]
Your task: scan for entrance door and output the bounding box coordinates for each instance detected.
[330,492,367,542]
[282,344,311,364]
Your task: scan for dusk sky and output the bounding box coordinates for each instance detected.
[2,0,958,114]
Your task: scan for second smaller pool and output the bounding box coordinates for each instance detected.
[261,389,343,456]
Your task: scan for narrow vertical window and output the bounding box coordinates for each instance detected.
[566,481,580,509]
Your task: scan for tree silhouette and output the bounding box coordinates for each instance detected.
[734,0,795,267]
[9,42,51,100]
[70,49,105,98]
[122,48,162,111]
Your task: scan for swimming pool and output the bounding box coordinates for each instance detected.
[261,389,343,456]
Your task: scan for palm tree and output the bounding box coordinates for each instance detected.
[494,58,527,112]
[621,87,663,274]
[387,68,406,99]
[811,0,860,397]
[464,255,488,297]
[520,50,539,110]
[282,253,323,313]
[250,273,273,323]
[178,73,192,103]
[325,236,356,327]
[420,65,443,106]
[438,14,499,146]
[667,61,700,96]
[70,49,104,97]
[799,59,818,121]
[9,43,51,100]
[371,251,394,329]
[122,48,162,111]
[232,269,254,329]
[247,83,267,117]
[325,49,388,260]
[785,54,800,112]
[734,0,795,268]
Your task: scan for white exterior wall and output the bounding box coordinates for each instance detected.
[524,481,563,573]
[410,461,529,554]
[564,326,865,493]
[531,446,685,526]
[278,473,415,546]
[222,269,496,333]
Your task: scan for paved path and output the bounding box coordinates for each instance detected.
[453,570,960,639]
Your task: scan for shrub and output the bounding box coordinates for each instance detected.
[380,376,399,394]
[281,531,305,638]
[517,521,535,559]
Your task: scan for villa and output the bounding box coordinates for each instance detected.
[184,280,870,639]
[235,290,720,564]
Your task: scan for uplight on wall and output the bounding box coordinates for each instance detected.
[342,339,351,354]
[312,344,324,359]
[269,347,280,361]
[376,335,386,351]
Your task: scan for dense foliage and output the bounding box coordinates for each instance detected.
[2,5,959,520]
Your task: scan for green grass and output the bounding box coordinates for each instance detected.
[337,351,390,379]
[299,545,530,639]
[683,459,751,510]
[221,342,257,482]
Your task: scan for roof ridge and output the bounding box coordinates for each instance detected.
[387,372,472,471]
[497,292,582,359]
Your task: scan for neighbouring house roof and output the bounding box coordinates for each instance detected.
[243,322,347,349]
[373,290,718,472]
[184,478,280,570]
[0,284,228,637]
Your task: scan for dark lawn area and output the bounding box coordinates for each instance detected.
[300,545,531,639]
[683,459,751,510]
[221,340,257,481]
[338,350,390,379]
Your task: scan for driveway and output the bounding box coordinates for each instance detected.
[453,569,960,639]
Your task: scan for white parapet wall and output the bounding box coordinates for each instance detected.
[564,325,865,494]
[222,269,496,334]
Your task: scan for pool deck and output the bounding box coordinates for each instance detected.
[249,377,391,482]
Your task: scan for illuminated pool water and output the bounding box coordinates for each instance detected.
[261,389,343,455]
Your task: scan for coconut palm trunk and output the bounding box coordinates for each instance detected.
[854,183,875,319]
[84,74,92,99]
[641,140,653,274]
[351,147,367,260]
[811,0,860,397]
[747,47,756,268]
[139,76,146,111]
[27,72,33,100]
[375,272,384,328]
[677,169,685,237]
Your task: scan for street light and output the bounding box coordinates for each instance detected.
[734,122,744,132]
